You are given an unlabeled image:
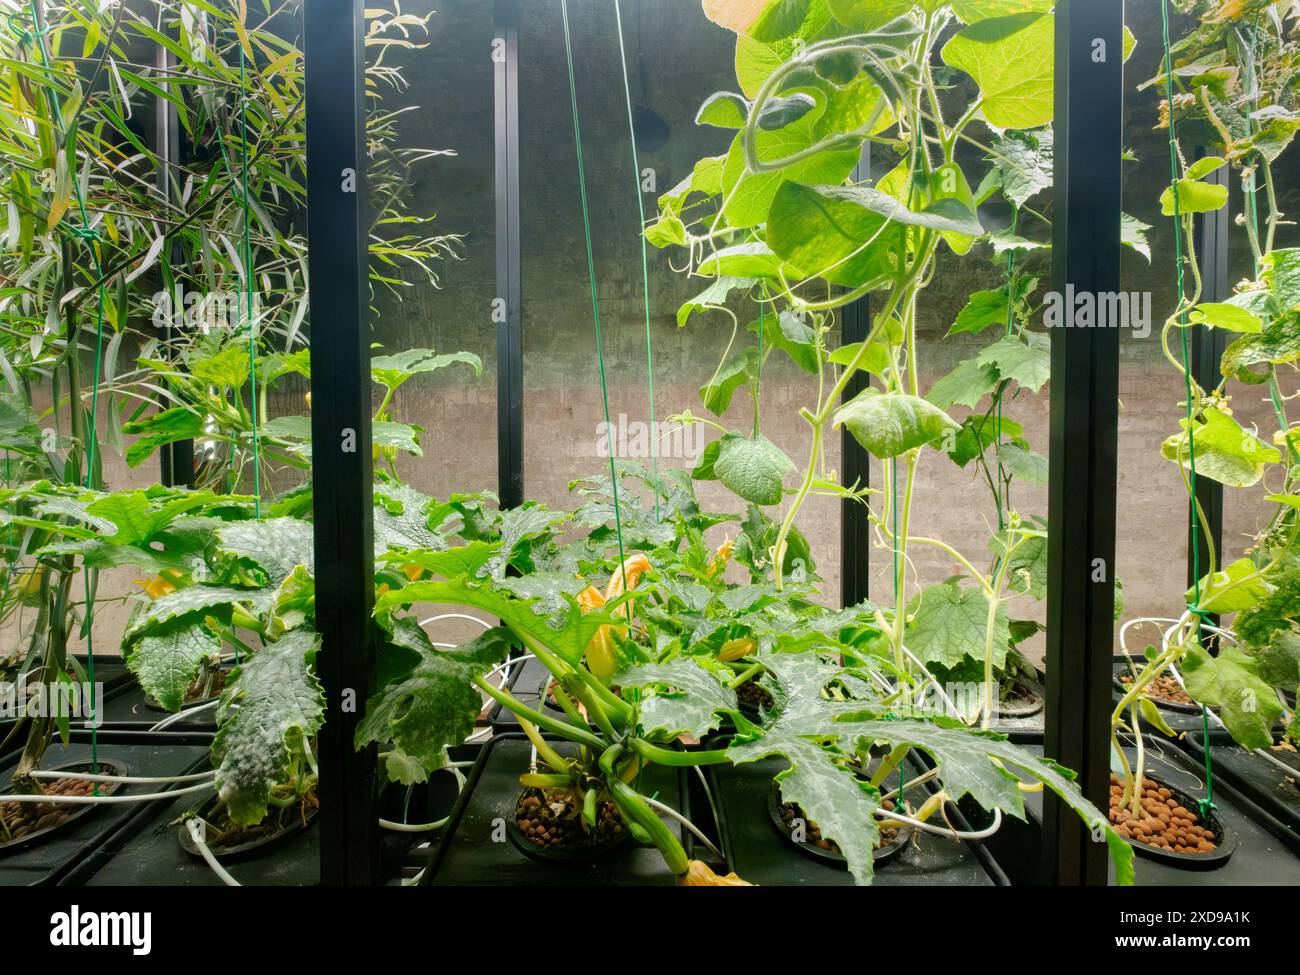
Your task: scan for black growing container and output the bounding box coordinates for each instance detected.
[975,734,1300,886]
[0,730,213,886]
[422,735,690,885]
[708,754,1008,886]
[1,656,138,758]
[1182,731,1300,852]
[63,742,480,886]
[1113,655,1211,733]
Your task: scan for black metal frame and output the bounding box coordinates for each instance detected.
[304,0,379,886]
[840,146,872,608]
[1042,0,1125,886]
[154,24,193,489]
[1189,151,1230,609]
[495,0,524,511]
[292,0,1230,886]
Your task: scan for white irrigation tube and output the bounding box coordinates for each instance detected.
[378,765,468,832]
[877,804,1003,841]
[150,697,220,731]
[0,781,213,804]
[185,819,241,887]
[420,613,492,629]
[643,795,724,862]
[27,769,215,785]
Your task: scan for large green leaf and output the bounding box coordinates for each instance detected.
[1160,179,1228,216]
[617,658,738,739]
[678,276,758,327]
[752,311,819,374]
[720,121,861,228]
[1220,315,1300,384]
[838,718,1134,886]
[1181,645,1284,750]
[927,357,1002,410]
[213,630,325,826]
[700,347,759,415]
[375,575,620,666]
[767,182,907,288]
[370,349,482,391]
[122,407,206,467]
[1160,407,1281,488]
[1185,558,1270,615]
[946,276,1036,336]
[905,579,1009,671]
[942,13,1054,130]
[356,620,514,782]
[976,331,1050,392]
[126,584,274,640]
[983,128,1052,207]
[950,0,1053,24]
[714,432,795,505]
[125,611,221,712]
[214,517,314,585]
[833,390,959,459]
[373,482,450,554]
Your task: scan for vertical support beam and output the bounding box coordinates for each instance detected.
[495,0,524,511]
[1043,0,1124,887]
[840,146,871,608]
[1189,151,1229,610]
[305,0,378,886]
[154,23,193,488]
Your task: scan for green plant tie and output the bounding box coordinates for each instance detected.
[612,0,660,523]
[1160,0,1214,817]
[561,0,626,573]
[27,0,104,773]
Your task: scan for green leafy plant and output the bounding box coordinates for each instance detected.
[0,0,461,792]
[1112,0,1294,800]
[1114,0,1299,817]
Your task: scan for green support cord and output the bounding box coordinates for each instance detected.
[26,0,105,775]
[1160,0,1214,816]
[561,0,627,573]
[612,0,660,523]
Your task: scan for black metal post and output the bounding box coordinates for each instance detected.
[1188,150,1229,608]
[495,0,524,510]
[840,146,871,608]
[1043,0,1124,887]
[155,23,193,488]
[305,0,378,886]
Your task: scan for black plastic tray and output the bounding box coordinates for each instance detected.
[423,734,689,885]
[487,657,546,730]
[978,735,1300,886]
[0,730,212,886]
[1182,731,1300,852]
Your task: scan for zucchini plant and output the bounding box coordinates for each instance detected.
[1116,0,1299,806]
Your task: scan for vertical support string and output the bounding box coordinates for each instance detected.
[561,0,626,571]
[612,0,660,522]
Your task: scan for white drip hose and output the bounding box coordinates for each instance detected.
[186,818,241,887]
[150,697,220,731]
[0,781,213,804]
[877,804,1003,841]
[27,769,215,785]
[643,795,724,862]
[378,764,469,832]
